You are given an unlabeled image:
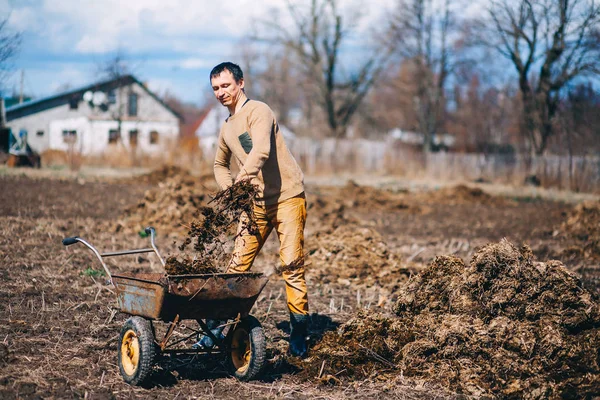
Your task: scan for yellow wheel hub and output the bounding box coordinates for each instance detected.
[121,329,140,376]
[231,328,251,373]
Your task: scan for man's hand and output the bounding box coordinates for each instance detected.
[235,170,251,184]
[234,175,252,185]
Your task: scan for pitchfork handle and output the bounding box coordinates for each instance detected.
[62,237,79,246]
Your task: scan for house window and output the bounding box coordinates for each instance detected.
[129,129,138,146]
[36,130,44,137]
[108,129,119,144]
[69,96,79,110]
[108,90,116,104]
[128,93,138,116]
[62,130,77,143]
[149,130,159,144]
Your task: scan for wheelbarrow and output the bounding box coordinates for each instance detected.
[62,227,269,385]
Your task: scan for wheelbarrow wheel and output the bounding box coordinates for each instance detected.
[227,315,266,381]
[118,316,156,386]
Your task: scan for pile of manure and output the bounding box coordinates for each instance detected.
[114,175,210,235]
[305,224,407,287]
[303,239,600,399]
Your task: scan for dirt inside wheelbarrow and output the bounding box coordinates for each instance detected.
[165,180,259,275]
[301,239,600,399]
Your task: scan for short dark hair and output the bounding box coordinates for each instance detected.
[210,62,244,83]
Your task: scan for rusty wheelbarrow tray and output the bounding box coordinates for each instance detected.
[62,227,270,385]
[111,272,268,321]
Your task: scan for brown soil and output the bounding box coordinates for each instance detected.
[132,165,216,186]
[559,200,600,258]
[415,183,510,206]
[1,172,599,399]
[306,224,409,288]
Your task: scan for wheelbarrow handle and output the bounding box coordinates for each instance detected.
[145,226,166,268]
[62,237,79,246]
[61,236,113,283]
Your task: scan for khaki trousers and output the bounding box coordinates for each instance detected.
[227,194,309,315]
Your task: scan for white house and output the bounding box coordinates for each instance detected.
[5,75,182,156]
[194,104,297,160]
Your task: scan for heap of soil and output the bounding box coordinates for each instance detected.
[338,181,410,210]
[136,165,192,185]
[307,181,412,232]
[167,180,259,275]
[305,224,407,287]
[306,195,349,231]
[562,201,600,238]
[418,184,505,206]
[305,239,600,398]
[560,200,600,259]
[114,175,210,235]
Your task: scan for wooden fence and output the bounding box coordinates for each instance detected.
[200,136,600,193]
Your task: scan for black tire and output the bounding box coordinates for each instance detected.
[118,316,156,386]
[226,315,266,381]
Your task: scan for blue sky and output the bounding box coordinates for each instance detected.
[0,0,400,105]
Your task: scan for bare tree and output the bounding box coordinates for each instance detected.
[0,17,21,92]
[255,0,394,137]
[390,0,458,152]
[239,39,305,129]
[94,50,136,158]
[474,0,600,155]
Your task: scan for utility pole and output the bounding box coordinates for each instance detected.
[19,69,23,104]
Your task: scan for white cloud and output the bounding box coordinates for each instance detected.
[179,58,212,70]
[5,0,401,55]
[4,0,443,103]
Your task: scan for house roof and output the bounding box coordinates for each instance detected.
[6,74,183,122]
[185,107,211,137]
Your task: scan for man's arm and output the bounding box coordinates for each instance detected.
[214,131,234,190]
[236,105,273,182]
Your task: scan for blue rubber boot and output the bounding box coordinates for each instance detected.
[289,313,309,358]
[193,319,225,349]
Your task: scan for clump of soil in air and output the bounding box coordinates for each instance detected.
[114,175,210,235]
[165,180,259,275]
[304,239,600,399]
[305,224,407,287]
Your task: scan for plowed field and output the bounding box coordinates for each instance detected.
[1,168,598,399]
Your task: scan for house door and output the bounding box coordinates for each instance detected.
[129,129,138,147]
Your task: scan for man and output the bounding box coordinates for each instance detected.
[203,62,309,357]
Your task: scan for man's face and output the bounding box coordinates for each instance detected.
[211,69,244,107]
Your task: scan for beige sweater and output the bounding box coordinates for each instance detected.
[213,100,304,205]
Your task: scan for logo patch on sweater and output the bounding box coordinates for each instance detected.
[238,132,253,154]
